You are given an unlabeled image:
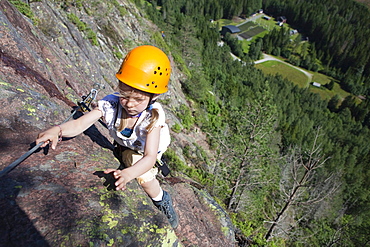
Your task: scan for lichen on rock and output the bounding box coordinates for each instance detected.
[0,0,236,246]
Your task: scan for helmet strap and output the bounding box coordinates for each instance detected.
[146,94,157,110]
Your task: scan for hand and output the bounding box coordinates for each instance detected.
[36,126,60,150]
[104,169,131,191]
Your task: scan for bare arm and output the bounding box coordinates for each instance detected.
[105,125,161,191]
[36,108,103,149]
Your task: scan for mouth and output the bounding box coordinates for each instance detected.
[126,109,135,114]
[125,108,138,115]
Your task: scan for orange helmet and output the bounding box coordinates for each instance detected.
[116,45,171,94]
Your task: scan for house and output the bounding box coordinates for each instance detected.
[277,16,287,26]
[290,29,298,35]
[220,25,241,36]
[277,16,287,23]
[312,82,321,87]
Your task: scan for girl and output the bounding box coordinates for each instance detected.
[36,45,178,228]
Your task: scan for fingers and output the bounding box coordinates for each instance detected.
[104,168,117,174]
[104,169,121,179]
[115,176,127,191]
[36,129,59,149]
[36,136,58,149]
[38,140,49,148]
[104,169,128,191]
[50,137,59,150]
[36,133,47,146]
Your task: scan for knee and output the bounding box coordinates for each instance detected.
[140,178,159,188]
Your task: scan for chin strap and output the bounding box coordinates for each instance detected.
[146,94,157,111]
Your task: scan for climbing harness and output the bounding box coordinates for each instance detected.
[112,141,170,177]
[156,158,170,177]
[0,83,105,178]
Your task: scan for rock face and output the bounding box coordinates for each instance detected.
[0,1,236,246]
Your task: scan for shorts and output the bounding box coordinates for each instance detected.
[120,149,159,185]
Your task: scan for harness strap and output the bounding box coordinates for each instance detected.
[113,141,170,177]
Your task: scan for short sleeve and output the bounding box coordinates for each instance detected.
[98,94,120,129]
[151,102,166,128]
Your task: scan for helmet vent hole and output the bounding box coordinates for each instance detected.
[154,71,157,74]
[160,72,163,76]
[146,84,150,86]
[158,67,161,70]
[155,85,158,88]
[152,81,155,84]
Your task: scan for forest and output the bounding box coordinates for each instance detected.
[135,0,370,246]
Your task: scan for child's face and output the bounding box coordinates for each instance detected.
[118,83,151,116]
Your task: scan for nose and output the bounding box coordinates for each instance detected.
[122,98,136,108]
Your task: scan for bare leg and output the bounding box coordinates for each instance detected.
[141,178,161,198]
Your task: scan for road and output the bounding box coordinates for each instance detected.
[232,13,313,82]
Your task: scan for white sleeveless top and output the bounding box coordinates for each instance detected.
[98,93,170,157]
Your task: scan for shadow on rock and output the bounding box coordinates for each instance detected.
[93,171,117,191]
[73,110,114,151]
[0,177,50,247]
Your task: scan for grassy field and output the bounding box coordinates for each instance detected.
[310,73,351,100]
[217,19,240,27]
[255,60,351,101]
[217,15,353,102]
[255,61,308,88]
[253,15,279,31]
[238,22,256,32]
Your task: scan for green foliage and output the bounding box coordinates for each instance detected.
[255,60,309,87]
[54,0,83,9]
[86,28,98,46]
[176,104,195,130]
[9,0,39,25]
[163,148,216,188]
[324,80,335,90]
[263,0,370,95]
[171,123,182,133]
[112,0,127,16]
[230,212,256,238]
[171,52,191,77]
[142,0,370,245]
[112,46,123,60]
[67,13,98,46]
[162,148,185,169]
[67,13,85,30]
[223,33,246,60]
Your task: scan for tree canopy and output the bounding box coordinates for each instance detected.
[141,0,370,245]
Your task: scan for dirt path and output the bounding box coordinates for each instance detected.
[255,53,313,82]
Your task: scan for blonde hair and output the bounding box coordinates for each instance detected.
[116,82,160,133]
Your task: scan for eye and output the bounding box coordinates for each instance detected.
[120,95,129,100]
[134,97,146,103]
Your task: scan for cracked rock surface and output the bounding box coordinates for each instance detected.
[0,1,235,246]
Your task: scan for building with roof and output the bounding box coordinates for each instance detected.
[220,25,241,36]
